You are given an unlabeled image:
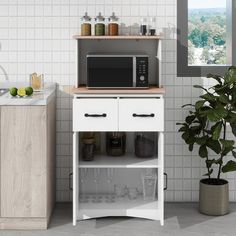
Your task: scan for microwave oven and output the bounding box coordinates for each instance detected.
[86,53,149,88]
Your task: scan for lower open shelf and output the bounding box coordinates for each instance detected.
[78,195,161,221]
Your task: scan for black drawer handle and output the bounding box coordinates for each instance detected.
[84,113,107,117]
[133,113,155,118]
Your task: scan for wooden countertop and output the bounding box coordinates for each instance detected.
[73,35,163,40]
[64,86,165,95]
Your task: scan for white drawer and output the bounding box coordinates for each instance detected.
[119,98,164,131]
[73,98,118,131]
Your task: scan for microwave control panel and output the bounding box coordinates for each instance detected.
[136,57,149,87]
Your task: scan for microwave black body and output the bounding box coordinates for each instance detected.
[86,54,149,88]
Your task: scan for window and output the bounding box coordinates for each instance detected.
[177,0,236,77]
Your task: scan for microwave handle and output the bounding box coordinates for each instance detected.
[133,56,136,87]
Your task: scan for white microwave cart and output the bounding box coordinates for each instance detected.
[72,36,165,226]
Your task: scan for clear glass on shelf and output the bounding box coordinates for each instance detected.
[92,168,102,203]
[106,168,115,203]
[79,168,89,203]
[30,73,44,92]
[142,169,157,201]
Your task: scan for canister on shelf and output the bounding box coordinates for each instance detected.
[106,132,126,156]
[135,132,156,158]
[108,12,119,36]
[95,12,105,36]
[82,138,95,161]
[149,17,156,36]
[140,18,147,36]
[81,12,92,36]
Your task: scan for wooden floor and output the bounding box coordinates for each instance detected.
[1,203,236,235]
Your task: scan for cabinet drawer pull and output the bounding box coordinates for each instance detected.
[132,113,155,118]
[69,173,73,190]
[164,173,168,190]
[84,113,107,117]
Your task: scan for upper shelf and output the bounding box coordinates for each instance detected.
[73,35,163,40]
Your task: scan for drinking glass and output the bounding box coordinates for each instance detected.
[79,168,89,203]
[106,168,115,202]
[142,169,157,201]
[93,168,102,203]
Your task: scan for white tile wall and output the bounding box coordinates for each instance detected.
[0,0,235,202]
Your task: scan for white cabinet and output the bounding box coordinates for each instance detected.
[72,94,165,225]
[73,35,165,226]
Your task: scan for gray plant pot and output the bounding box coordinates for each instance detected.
[199,178,229,216]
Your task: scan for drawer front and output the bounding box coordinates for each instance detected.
[73,98,118,131]
[119,98,164,131]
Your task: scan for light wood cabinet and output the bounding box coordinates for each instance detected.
[0,99,56,229]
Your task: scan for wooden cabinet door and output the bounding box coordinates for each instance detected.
[0,106,47,217]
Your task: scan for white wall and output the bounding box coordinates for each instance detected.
[0,0,235,202]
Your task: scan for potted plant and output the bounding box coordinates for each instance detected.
[177,66,236,216]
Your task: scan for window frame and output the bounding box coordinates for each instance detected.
[177,0,236,77]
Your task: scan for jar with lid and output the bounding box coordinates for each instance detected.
[149,17,156,36]
[81,12,91,36]
[135,132,156,158]
[108,12,119,36]
[82,138,95,161]
[95,12,105,36]
[106,132,126,156]
[140,18,147,36]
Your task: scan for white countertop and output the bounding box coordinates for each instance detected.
[0,83,56,106]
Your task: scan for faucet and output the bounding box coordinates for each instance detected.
[0,65,8,81]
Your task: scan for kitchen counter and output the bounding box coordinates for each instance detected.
[0,83,56,106]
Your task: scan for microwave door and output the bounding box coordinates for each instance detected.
[87,57,133,88]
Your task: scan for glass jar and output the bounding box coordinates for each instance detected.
[30,73,44,92]
[142,169,157,201]
[95,12,105,36]
[149,17,156,36]
[135,132,156,158]
[140,18,147,36]
[108,12,119,36]
[106,132,126,156]
[81,132,101,153]
[82,138,95,161]
[81,12,91,36]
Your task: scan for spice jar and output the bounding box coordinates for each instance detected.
[82,138,95,161]
[95,12,105,36]
[106,132,126,156]
[81,12,91,36]
[108,12,119,36]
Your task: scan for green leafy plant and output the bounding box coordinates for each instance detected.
[177,67,236,182]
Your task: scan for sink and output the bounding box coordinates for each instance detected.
[0,88,8,96]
